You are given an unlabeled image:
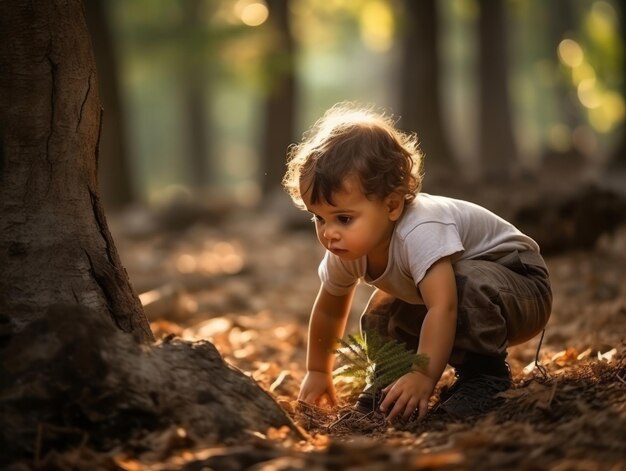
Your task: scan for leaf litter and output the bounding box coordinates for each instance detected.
[28,208,626,470]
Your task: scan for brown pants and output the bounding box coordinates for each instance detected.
[360,251,552,366]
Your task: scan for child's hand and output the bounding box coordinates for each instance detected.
[298,370,337,408]
[379,370,436,421]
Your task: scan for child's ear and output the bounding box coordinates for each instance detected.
[386,191,405,221]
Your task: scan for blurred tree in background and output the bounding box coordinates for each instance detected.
[479,0,518,181]
[90,0,624,210]
[85,0,134,210]
[398,0,457,185]
[261,0,297,200]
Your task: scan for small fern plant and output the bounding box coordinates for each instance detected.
[333,331,429,401]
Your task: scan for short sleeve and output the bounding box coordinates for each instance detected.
[404,222,464,285]
[318,251,364,296]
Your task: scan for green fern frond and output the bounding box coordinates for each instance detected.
[332,331,429,394]
[335,350,369,372]
[333,363,369,380]
[338,334,369,363]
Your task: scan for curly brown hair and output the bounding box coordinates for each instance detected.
[283,103,424,210]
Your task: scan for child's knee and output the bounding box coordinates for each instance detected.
[360,291,425,349]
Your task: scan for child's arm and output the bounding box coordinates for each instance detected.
[379,256,457,420]
[298,285,355,407]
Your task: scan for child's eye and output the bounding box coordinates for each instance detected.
[337,215,352,225]
[311,214,323,223]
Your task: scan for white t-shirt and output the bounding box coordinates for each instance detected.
[318,193,540,304]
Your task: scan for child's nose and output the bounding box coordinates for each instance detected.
[323,226,339,240]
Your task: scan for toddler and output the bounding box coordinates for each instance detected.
[282,103,552,421]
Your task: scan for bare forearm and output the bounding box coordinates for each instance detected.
[380,257,457,421]
[306,287,354,374]
[306,309,348,373]
[417,307,456,382]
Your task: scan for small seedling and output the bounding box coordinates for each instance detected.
[333,332,428,406]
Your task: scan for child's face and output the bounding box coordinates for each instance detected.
[300,176,403,263]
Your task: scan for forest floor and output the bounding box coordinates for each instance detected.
[90,190,626,471]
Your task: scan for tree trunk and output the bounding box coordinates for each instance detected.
[0,0,153,342]
[608,0,626,169]
[478,0,518,181]
[180,0,212,191]
[261,0,296,198]
[546,0,585,135]
[399,0,455,183]
[84,0,135,210]
[539,0,587,175]
[0,305,302,465]
[0,1,302,465]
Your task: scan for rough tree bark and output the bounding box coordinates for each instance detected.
[0,0,152,341]
[1,306,302,465]
[0,1,301,466]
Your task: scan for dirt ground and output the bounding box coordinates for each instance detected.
[94,195,626,471]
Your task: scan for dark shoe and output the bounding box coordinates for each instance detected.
[437,373,511,418]
[435,353,512,419]
[354,386,383,413]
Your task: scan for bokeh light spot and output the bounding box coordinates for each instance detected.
[558,39,584,68]
[360,1,394,52]
[235,0,269,27]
